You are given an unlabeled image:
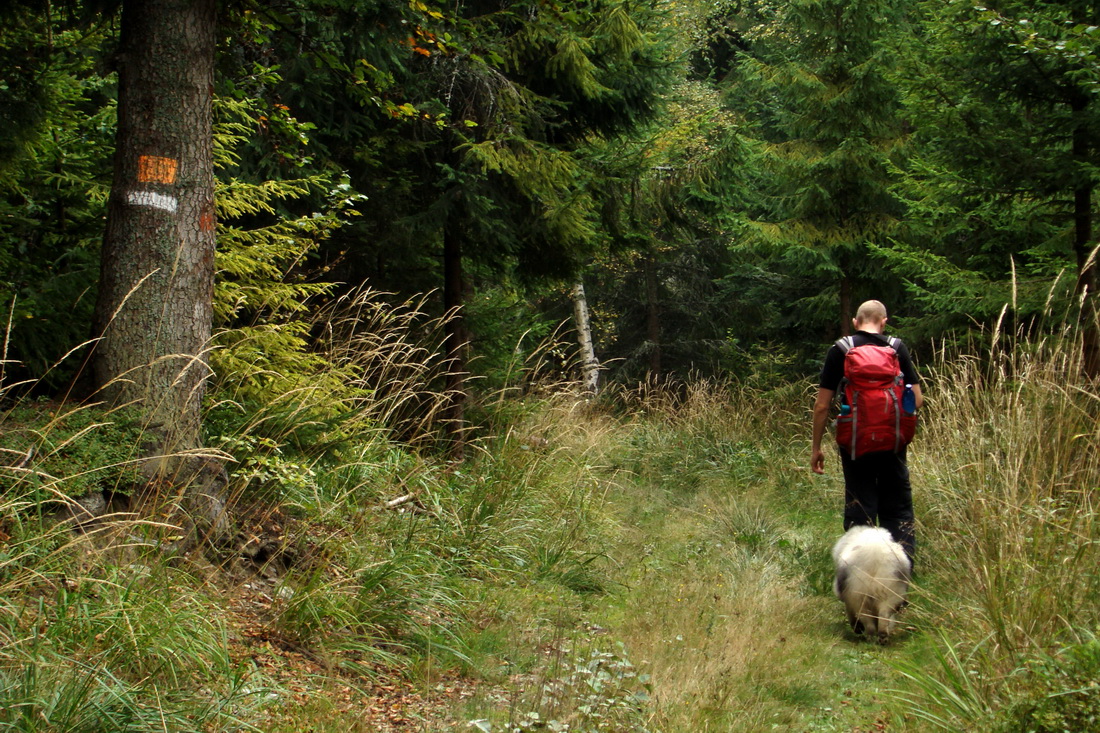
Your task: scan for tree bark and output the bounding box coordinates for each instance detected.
[1072,97,1100,378]
[442,225,469,457]
[839,273,852,337]
[571,278,600,396]
[91,0,217,452]
[643,254,662,378]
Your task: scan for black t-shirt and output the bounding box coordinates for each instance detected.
[818,331,920,391]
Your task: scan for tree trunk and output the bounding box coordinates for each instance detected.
[644,254,662,378]
[91,0,217,452]
[1072,98,1100,378]
[571,278,600,396]
[839,273,853,336]
[442,225,469,457]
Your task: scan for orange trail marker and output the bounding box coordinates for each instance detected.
[137,155,179,184]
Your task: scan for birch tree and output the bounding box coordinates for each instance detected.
[571,278,600,395]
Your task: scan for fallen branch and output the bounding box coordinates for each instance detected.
[377,493,433,516]
[384,493,416,510]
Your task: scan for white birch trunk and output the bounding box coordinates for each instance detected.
[571,279,600,396]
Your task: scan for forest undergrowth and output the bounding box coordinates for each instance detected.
[2,328,1100,731]
[453,333,1100,733]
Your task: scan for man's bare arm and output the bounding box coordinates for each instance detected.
[811,387,835,474]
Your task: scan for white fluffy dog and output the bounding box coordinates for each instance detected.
[832,525,911,643]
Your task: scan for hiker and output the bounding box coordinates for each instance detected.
[810,300,923,563]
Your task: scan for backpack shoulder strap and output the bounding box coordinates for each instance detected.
[887,336,901,350]
[835,336,856,354]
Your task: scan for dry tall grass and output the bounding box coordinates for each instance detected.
[450,379,851,731]
[920,332,1100,643]
[898,328,1100,727]
[9,277,1100,731]
[479,346,1100,731]
[0,284,474,729]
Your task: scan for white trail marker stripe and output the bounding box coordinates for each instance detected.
[126,190,179,213]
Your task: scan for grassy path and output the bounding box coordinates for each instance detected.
[596,444,903,732]
[455,403,929,731]
[3,362,1095,730]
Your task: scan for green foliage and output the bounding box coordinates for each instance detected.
[0,401,146,500]
[460,136,600,257]
[729,0,908,335]
[215,432,321,506]
[0,557,259,732]
[463,283,558,392]
[869,240,1074,342]
[573,68,751,381]
[887,0,1099,344]
[209,96,371,432]
[212,95,347,322]
[998,631,1100,733]
[207,286,455,462]
[0,9,116,389]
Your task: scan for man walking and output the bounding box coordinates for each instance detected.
[811,300,923,562]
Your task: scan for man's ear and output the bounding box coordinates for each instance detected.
[852,318,860,331]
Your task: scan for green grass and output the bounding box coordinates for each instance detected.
[0,549,261,731]
[449,355,1100,731]
[3,333,1100,730]
[449,384,912,732]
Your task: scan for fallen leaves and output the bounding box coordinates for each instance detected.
[219,571,477,730]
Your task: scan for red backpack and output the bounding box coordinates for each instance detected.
[834,336,917,459]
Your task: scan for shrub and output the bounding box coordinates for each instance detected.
[997,632,1100,733]
[0,401,146,500]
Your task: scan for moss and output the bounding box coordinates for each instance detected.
[0,400,147,499]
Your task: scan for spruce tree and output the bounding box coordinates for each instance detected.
[734,0,907,336]
[221,1,672,450]
[0,3,115,389]
[91,0,218,453]
[892,0,1100,373]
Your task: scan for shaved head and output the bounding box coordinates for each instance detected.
[855,300,887,326]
